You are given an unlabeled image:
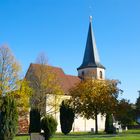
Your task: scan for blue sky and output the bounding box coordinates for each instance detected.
[0,0,140,103]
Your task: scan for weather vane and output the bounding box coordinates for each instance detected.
[88,0,93,18]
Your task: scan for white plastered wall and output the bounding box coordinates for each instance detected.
[78,67,105,80]
[45,94,105,132]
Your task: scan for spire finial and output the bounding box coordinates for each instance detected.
[77,15,105,71]
[89,16,92,22]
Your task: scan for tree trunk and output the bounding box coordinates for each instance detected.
[95,111,98,134]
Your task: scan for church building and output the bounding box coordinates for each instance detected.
[25,16,106,132]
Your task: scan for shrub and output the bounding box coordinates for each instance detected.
[0,95,18,140]
[60,100,75,135]
[29,108,41,133]
[41,115,57,140]
[105,114,116,134]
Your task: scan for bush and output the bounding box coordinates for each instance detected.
[60,100,75,135]
[105,114,116,134]
[41,115,57,140]
[29,108,41,133]
[0,95,18,140]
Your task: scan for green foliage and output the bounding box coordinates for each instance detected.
[12,79,32,117]
[0,45,32,118]
[29,108,41,133]
[26,56,63,116]
[136,96,140,110]
[115,99,135,126]
[0,95,18,140]
[41,115,57,140]
[70,79,121,133]
[135,96,140,121]
[105,114,116,134]
[0,45,20,96]
[60,100,75,135]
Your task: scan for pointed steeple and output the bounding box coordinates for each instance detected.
[77,16,105,70]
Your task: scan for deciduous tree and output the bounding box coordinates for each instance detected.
[135,96,140,121]
[12,79,32,117]
[26,53,63,116]
[0,45,31,115]
[0,45,32,133]
[70,79,121,134]
[0,45,20,96]
[114,99,135,126]
[136,96,140,110]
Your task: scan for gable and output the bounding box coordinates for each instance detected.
[25,63,80,95]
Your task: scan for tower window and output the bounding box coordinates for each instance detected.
[100,71,103,79]
[82,71,85,76]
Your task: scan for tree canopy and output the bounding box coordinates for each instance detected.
[70,79,121,133]
[136,96,140,109]
[26,53,63,116]
[0,45,20,96]
[11,79,32,117]
[114,99,136,126]
[0,45,32,117]
[60,100,75,135]
[0,95,18,140]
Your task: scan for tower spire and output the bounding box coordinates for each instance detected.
[77,16,105,80]
[77,16,105,70]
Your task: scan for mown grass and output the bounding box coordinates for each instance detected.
[14,136,29,140]
[14,129,140,140]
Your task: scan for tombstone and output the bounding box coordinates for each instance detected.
[118,125,122,133]
[91,128,94,133]
[125,126,128,131]
[30,133,44,140]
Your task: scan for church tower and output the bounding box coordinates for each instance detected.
[77,16,105,80]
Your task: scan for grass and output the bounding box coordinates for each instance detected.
[52,134,140,140]
[14,136,29,140]
[14,129,140,140]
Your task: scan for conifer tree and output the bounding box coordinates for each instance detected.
[41,115,57,140]
[105,114,116,134]
[29,108,41,133]
[0,95,18,140]
[60,100,75,135]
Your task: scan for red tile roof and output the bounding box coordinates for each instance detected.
[25,63,81,95]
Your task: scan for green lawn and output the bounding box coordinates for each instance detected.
[14,136,29,140]
[52,134,140,140]
[14,130,140,140]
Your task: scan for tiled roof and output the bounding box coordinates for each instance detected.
[25,63,80,95]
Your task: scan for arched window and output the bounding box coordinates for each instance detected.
[100,71,103,79]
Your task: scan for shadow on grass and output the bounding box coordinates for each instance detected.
[54,130,140,139]
[54,132,118,139]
